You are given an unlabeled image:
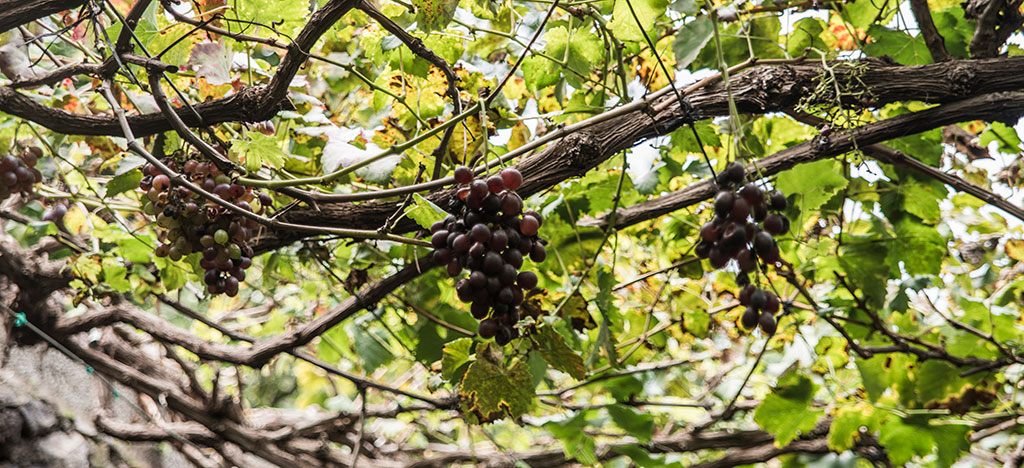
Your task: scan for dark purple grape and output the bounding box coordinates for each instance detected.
[500,192,523,216]
[725,161,745,183]
[695,241,712,259]
[487,276,502,293]
[708,247,727,269]
[471,301,490,319]
[517,271,538,290]
[714,191,734,215]
[482,194,501,213]
[739,284,755,306]
[469,270,487,288]
[512,287,524,305]
[501,168,523,190]
[469,242,487,258]
[523,210,543,226]
[433,248,454,265]
[765,292,780,314]
[491,229,509,251]
[486,175,505,193]
[500,264,518,285]
[470,180,489,198]
[731,198,750,222]
[753,231,774,255]
[740,183,761,205]
[471,223,491,242]
[751,289,767,309]
[478,319,498,338]
[520,215,540,236]
[753,203,768,222]
[497,287,514,304]
[736,249,755,272]
[431,230,449,249]
[700,222,719,243]
[768,190,787,211]
[446,260,463,277]
[503,249,524,269]
[741,306,759,329]
[464,210,484,226]
[204,270,219,285]
[456,279,473,302]
[759,313,777,335]
[453,234,471,253]
[213,183,231,199]
[495,326,512,345]
[530,243,546,262]
[764,214,785,235]
[454,166,473,184]
[483,252,503,274]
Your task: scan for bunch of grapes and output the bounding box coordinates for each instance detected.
[0,147,42,201]
[138,160,271,297]
[430,166,546,345]
[695,162,791,333]
[696,161,790,270]
[738,285,781,334]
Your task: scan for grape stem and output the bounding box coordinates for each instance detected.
[99,81,431,248]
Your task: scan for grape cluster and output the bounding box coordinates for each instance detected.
[0,147,42,201]
[695,162,792,334]
[139,160,271,297]
[430,166,546,345]
[696,162,790,271]
[738,285,781,334]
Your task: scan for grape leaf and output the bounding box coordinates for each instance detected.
[189,41,232,86]
[414,0,457,31]
[535,325,586,379]
[863,25,932,65]
[459,342,534,422]
[231,130,287,172]
[609,0,669,43]
[672,17,713,70]
[775,159,848,220]
[828,402,884,451]
[753,374,823,446]
[105,170,142,198]
[441,337,473,381]
[404,193,448,230]
[886,218,946,276]
[607,405,654,442]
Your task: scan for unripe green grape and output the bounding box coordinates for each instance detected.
[214,229,229,244]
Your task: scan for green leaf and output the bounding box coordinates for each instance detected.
[775,159,848,219]
[545,411,599,465]
[102,262,131,292]
[609,0,669,43]
[901,181,942,224]
[235,0,311,37]
[414,0,457,31]
[354,328,394,373]
[979,121,1022,153]
[105,170,142,198]
[787,17,826,58]
[231,130,287,172]
[607,405,654,442]
[460,342,535,422]
[441,337,473,381]
[753,374,824,446]
[841,0,895,29]
[931,7,973,58]
[863,25,932,65]
[879,417,969,467]
[828,402,884,451]
[404,193,449,229]
[535,325,586,379]
[886,218,946,276]
[672,17,713,70]
[855,355,892,401]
